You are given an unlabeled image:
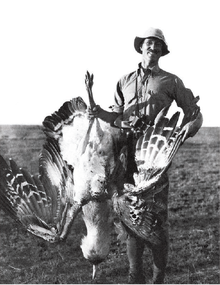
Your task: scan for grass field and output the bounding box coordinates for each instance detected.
[0,126,219,284]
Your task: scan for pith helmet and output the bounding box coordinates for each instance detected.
[134,27,170,56]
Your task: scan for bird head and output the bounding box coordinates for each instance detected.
[81,229,111,280]
[80,200,112,279]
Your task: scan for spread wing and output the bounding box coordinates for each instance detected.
[133,106,182,194]
[0,72,120,243]
[0,138,81,242]
[112,106,194,243]
[0,75,94,241]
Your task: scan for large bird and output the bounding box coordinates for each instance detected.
[0,72,122,279]
[0,72,200,281]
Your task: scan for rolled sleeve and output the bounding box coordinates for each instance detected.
[113,80,124,114]
[173,77,199,115]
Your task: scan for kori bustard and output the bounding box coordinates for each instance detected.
[0,72,200,281]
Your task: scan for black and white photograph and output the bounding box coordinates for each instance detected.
[0,0,219,283]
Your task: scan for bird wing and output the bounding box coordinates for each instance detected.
[42,96,89,167]
[112,105,193,243]
[132,106,182,194]
[0,138,81,242]
[112,187,167,244]
[0,95,96,242]
[0,72,121,243]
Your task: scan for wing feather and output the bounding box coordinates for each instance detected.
[0,138,80,242]
[0,74,122,247]
[112,105,193,244]
[133,109,183,193]
[0,90,110,243]
[42,97,87,140]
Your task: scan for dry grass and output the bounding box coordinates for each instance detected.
[0,126,219,283]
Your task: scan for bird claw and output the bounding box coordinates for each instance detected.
[85,71,94,90]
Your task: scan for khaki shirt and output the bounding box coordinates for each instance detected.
[113,63,198,124]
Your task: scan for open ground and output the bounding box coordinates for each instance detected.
[0,125,219,284]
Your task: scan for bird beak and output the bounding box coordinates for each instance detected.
[92,264,98,280]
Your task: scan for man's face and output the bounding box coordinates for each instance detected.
[140,37,163,65]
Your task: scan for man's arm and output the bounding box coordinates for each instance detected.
[88,105,120,126]
[180,110,203,142]
[173,77,203,142]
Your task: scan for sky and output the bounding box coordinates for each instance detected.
[0,0,219,126]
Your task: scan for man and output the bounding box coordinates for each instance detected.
[90,27,203,283]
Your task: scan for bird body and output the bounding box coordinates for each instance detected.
[70,119,120,202]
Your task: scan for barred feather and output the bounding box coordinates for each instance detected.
[113,191,166,245]
[133,108,182,192]
[42,97,87,140]
[112,106,190,244]
[0,138,80,242]
[0,72,200,277]
[0,73,120,271]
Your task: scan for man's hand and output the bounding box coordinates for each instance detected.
[180,112,203,142]
[87,105,101,120]
[179,123,191,142]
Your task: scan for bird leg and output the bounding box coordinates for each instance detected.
[85,71,96,109]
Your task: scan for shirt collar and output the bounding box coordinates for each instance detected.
[137,62,161,77]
